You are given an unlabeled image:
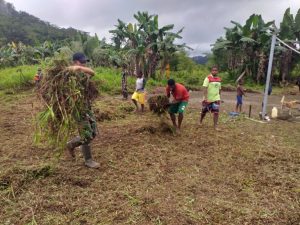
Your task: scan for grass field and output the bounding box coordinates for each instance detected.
[1,65,298,100]
[0,89,299,225]
[0,65,209,94]
[0,65,38,91]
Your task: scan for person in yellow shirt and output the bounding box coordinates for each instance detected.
[199,66,222,130]
[132,71,146,112]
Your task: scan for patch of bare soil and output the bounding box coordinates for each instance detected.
[0,91,299,225]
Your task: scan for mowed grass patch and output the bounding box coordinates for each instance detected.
[0,91,299,224]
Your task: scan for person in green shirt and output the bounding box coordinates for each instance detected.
[199,66,221,130]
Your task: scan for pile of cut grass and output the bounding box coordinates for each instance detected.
[35,58,98,152]
[147,95,170,115]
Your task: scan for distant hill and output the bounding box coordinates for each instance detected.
[191,55,208,65]
[0,0,83,45]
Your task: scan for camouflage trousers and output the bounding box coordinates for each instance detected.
[76,110,98,145]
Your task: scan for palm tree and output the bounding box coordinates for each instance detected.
[110,11,188,79]
[279,8,296,83]
[295,9,300,40]
[212,14,273,83]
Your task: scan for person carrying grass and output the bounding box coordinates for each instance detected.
[132,71,146,112]
[199,66,222,130]
[66,52,100,169]
[166,79,189,131]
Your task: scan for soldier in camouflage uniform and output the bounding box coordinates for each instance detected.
[66,52,99,169]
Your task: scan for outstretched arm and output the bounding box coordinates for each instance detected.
[68,65,95,76]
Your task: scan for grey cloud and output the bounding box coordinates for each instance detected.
[6,0,300,55]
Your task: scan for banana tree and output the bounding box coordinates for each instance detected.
[110,11,188,79]
[212,14,273,83]
[158,30,191,78]
[279,8,296,82]
[295,9,300,40]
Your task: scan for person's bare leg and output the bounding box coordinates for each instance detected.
[178,113,183,129]
[199,111,206,125]
[213,113,219,130]
[132,99,139,112]
[170,113,177,127]
[141,104,145,112]
[235,104,239,112]
[239,104,242,113]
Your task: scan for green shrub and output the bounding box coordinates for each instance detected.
[0,63,256,94]
[0,65,37,90]
[93,67,136,94]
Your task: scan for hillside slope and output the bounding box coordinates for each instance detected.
[0,0,82,45]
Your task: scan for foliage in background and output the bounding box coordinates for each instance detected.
[109,11,190,78]
[0,0,83,46]
[0,60,211,95]
[212,8,300,84]
[1,0,300,89]
[0,65,37,90]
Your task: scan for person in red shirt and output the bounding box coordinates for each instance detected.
[166,79,189,130]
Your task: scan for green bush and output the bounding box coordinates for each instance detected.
[291,63,300,80]
[0,63,251,94]
[93,67,136,94]
[0,65,37,90]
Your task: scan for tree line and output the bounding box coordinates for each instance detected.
[1,0,300,84]
[212,8,300,84]
[0,10,190,80]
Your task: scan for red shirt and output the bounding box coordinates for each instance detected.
[166,83,189,102]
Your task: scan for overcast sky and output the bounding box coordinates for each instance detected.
[6,0,300,56]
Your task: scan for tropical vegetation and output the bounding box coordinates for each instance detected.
[212,8,300,84]
[0,0,300,89]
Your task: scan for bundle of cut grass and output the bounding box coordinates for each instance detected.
[35,58,99,151]
[147,95,170,115]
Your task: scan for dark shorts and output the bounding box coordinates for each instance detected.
[202,101,220,114]
[237,95,243,105]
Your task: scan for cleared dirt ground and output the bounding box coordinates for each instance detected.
[0,89,299,225]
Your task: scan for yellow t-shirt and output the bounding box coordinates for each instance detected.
[203,75,221,102]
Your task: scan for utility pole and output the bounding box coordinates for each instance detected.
[262,28,277,119]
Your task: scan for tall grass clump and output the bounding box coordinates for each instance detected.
[93,67,135,94]
[0,65,37,90]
